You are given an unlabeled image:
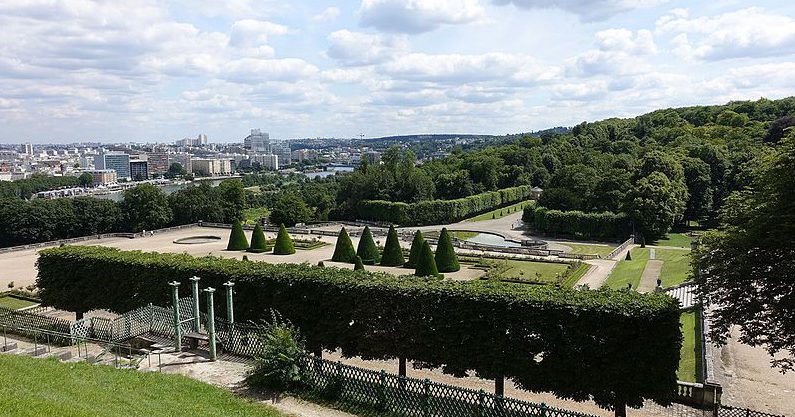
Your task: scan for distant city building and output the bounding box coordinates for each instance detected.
[147,152,169,175]
[129,160,149,180]
[88,169,118,185]
[23,143,33,156]
[292,148,318,163]
[363,151,381,164]
[169,153,192,173]
[271,141,291,167]
[0,151,18,161]
[244,129,271,153]
[94,151,130,179]
[175,134,208,147]
[191,158,232,176]
[250,154,279,170]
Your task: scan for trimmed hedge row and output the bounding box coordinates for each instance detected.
[37,245,681,411]
[523,206,632,240]
[357,186,532,226]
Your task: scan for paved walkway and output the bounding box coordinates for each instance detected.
[575,244,634,288]
[637,260,663,293]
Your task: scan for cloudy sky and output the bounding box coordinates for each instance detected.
[1,0,794,143]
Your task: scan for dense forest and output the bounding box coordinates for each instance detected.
[1,97,793,247]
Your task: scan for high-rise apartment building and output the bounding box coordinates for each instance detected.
[94,151,131,179]
[243,129,271,153]
[129,160,149,180]
[271,141,291,167]
[147,152,169,175]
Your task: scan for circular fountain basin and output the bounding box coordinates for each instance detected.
[173,236,223,245]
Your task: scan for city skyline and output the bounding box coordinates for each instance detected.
[1,0,794,143]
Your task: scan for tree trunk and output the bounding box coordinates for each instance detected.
[495,375,504,397]
[614,401,626,417]
[399,357,406,377]
[313,346,322,359]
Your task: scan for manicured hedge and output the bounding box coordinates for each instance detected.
[523,206,632,240]
[357,186,532,225]
[37,245,681,412]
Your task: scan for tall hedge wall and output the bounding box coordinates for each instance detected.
[36,245,680,411]
[357,186,532,226]
[523,206,633,240]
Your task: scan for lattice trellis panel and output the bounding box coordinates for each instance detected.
[0,306,72,345]
[719,406,784,417]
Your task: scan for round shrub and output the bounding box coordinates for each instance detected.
[227,219,249,251]
[273,224,296,255]
[434,228,460,273]
[248,223,270,253]
[380,225,404,267]
[331,227,357,263]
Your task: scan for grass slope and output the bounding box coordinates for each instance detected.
[499,260,570,283]
[0,296,37,310]
[605,248,650,290]
[0,355,286,417]
[653,233,695,249]
[243,207,270,225]
[678,310,703,383]
[657,249,692,288]
[465,201,534,222]
[563,243,617,257]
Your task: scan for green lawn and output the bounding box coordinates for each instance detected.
[452,231,479,240]
[465,201,534,222]
[0,295,37,310]
[653,233,695,248]
[563,243,617,257]
[0,355,286,417]
[657,249,692,288]
[678,310,703,383]
[604,248,650,290]
[242,207,270,225]
[490,259,588,287]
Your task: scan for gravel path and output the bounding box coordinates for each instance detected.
[637,260,662,293]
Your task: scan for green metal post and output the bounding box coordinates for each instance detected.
[204,287,217,361]
[223,281,235,324]
[189,276,201,331]
[422,378,430,417]
[169,281,182,351]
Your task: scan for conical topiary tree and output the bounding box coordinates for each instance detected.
[331,227,357,263]
[625,250,632,261]
[415,241,439,277]
[380,225,404,266]
[273,224,296,255]
[405,230,425,268]
[354,256,365,271]
[248,223,270,253]
[227,219,249,250]
[356,226,380,265]
[434,228,460,272]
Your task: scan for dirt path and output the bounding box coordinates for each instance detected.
[637,260,662,293]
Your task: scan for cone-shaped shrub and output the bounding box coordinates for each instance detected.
[354,256,365,271]
[625,250,632,261]
[356,226,380,265]
[404,230,425,268]
[415,241,439,277]
[226,219,249,250]
[273,224,295,255]
[248,223,270,253]
[331,227,357,263]
[242,255,249,261]
[434,228,460,272]
[380,225,404,266]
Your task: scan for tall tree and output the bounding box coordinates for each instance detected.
[693,137,795,371]
[627,172,683,240]
[681,157,713,223]
[119,184,172,232]
[269,193,313,227]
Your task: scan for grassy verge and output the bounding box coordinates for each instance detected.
[604,248,650,290]
[465,200,534,222]
[0,295,38,310]
[562,243,617,257]
[0,355,286,417]
[653,233,695,248]
[657,249,692,288]
[678,310,703,383]
[243,207,270,225]
[561,262,591,287]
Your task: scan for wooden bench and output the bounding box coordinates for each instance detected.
[183,332,210,350]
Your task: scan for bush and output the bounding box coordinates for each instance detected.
[523,206,632,240]
[246,313,306,392]
[405,230,425,268]
[625,250,632,261]
[273,224,295,255]
[357,186,532,225]
[356,226,380,265]
[248,224,270,253]
[354,256,365,271]
[415,241,440,278]
[318,261,325,267]
[380,225,404,267]
[331,227,357,263]
[434,228,460,273]
[227,220,249,251]
[38,245,682,412]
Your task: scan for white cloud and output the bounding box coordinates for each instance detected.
[383,53,551,84]
[359,0,485,34]
[493,0,668,22]
[229,19,289,48]
[565,29,655,77]
[313,7,341,22]
[326,30,408,66]
[222,58,319,84]
[656,7,795,60]
[596,29,656,54]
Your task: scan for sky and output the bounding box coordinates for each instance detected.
[1,0,794,143]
